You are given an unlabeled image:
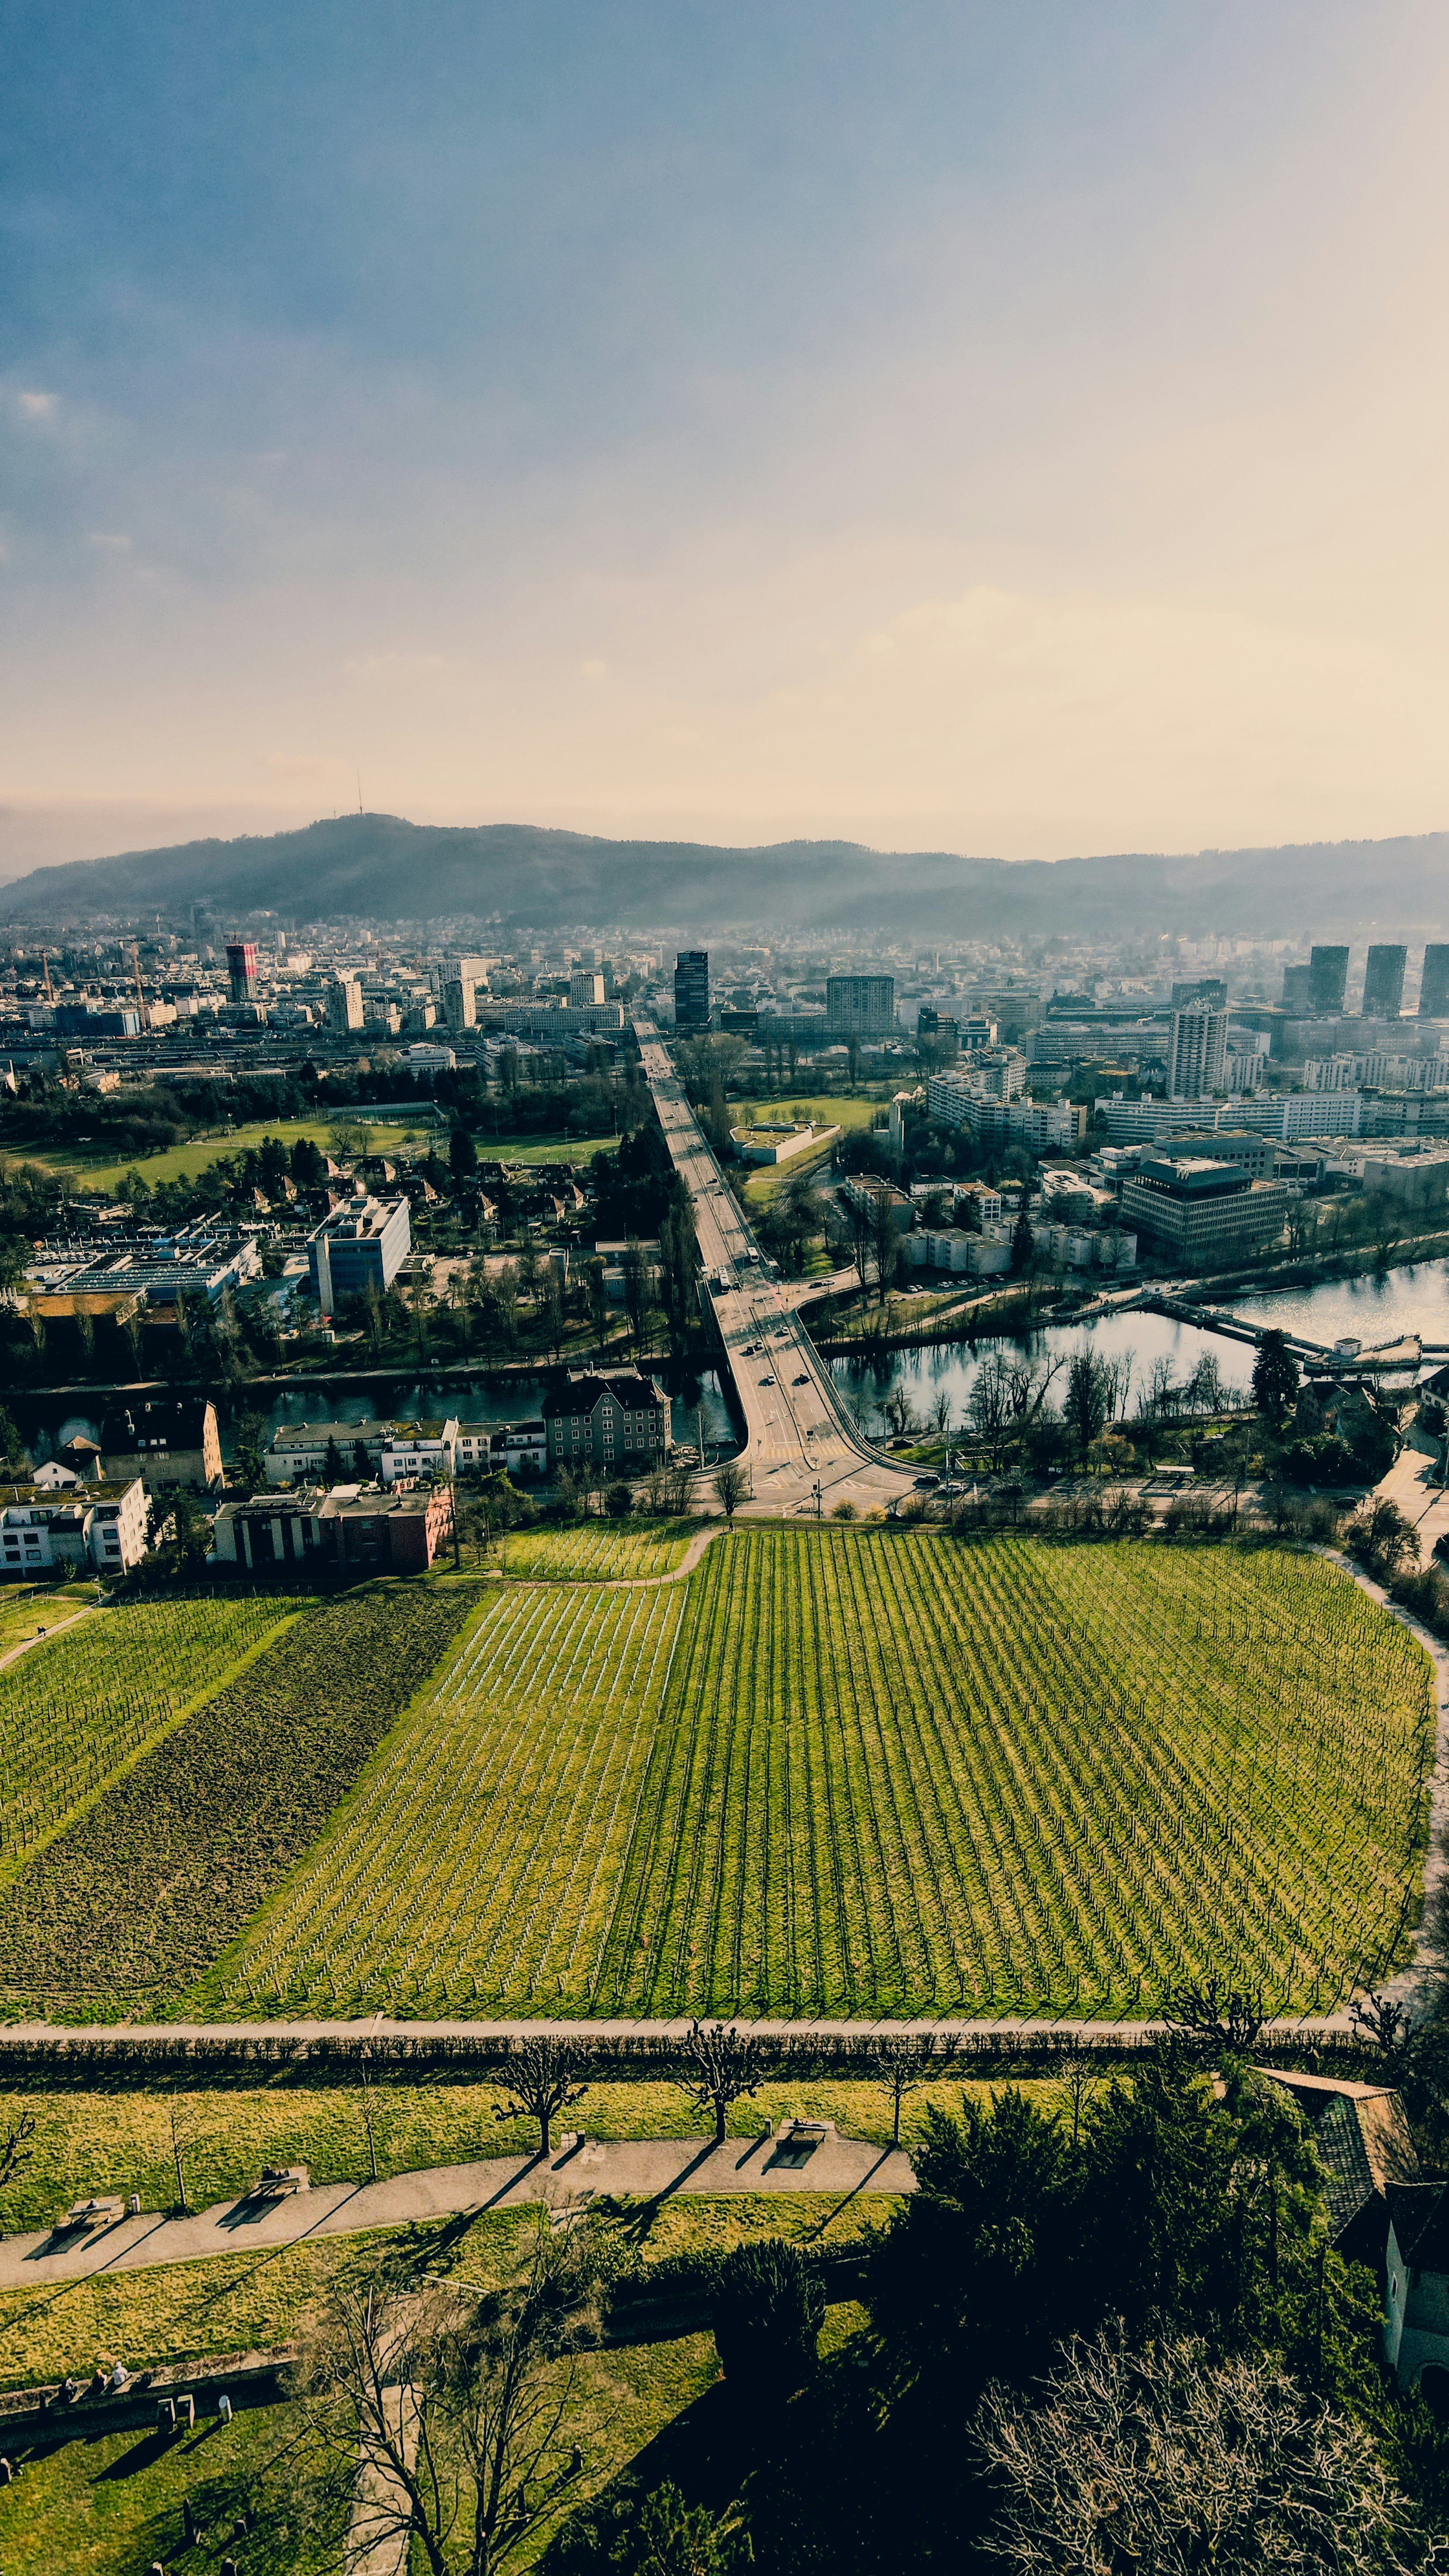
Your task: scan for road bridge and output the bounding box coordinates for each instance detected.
[634,1022,913,1518]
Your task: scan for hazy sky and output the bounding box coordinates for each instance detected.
[3,1,1449,876]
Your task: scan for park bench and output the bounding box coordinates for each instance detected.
[246,2165,310,2201]
[55,2195,125,2235]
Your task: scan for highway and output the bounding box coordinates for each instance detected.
[634,1022,914,1518]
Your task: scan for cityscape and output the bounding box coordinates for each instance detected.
[4,7,1449,2573]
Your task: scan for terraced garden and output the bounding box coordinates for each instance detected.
[0,1595,291,1891]
[194,1531,1436,2021]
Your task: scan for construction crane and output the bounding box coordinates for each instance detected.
[129,940,146,1025]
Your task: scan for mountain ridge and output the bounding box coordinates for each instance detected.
[3,813,1446,942]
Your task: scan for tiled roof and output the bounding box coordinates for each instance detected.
[1315,2091,1419,2238]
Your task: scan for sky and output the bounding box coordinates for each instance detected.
[3,0,1449,880]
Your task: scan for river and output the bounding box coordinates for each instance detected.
[827,1258,1449,1438]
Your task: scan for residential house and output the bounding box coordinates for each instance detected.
[378,1420,459,1484]
[100,1398,224,1492]
[264,1419,391,1485]
[0,1477,148,1576]
[542,1370,670,1473]
[1259,2070,1419,2267]
[317,1484,454,1572]
[212,1488,326,1572]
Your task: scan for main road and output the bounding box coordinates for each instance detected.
[634,1021,914,1517]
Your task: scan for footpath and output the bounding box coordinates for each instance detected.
[0,2131,916,2293]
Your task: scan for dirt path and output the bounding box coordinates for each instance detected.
[0,2133,916,2292]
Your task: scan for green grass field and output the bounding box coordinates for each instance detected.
[0,1597,292,1895]
[477,1131,623,1164]
[192,1533,1433,2022]
[26,1114,424,1191]
[0,2072,1043,2235]
[0,1583,98,1662]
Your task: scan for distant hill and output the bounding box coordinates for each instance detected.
[2,813,1447,942]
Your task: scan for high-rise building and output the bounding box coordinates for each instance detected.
[674,951,710,1030]
[443,977,475,1034]
[826,974,896,1036]
[1361,944,1407,1018]
[569,970,605,1008]
[225,939,258,1005]
[1281,964,1312,1013]
[1171,977,1227,1010]
[1167,1007,1228,1101]
[326,975,365,1034]
[1421,947,1449,1020]
[1308,946,1350,1016]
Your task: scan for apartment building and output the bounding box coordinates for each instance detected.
[1167,1007,1228,1101]
[308,1194,411,1314]
[826,974,896,1036]
[0,1476,148,1577]
[927,1080,1083,1152]
[378,1419,458,1484]
[542,1370,670,1473]
[99,1398,224,1492]
[265,1418,392,1484]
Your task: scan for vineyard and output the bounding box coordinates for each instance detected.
[197,1532,1436,2021]
[499,1522,694,1581]
[0,1596,289,1889]
[0,1583,485,2016]
[209,1581,686,2013]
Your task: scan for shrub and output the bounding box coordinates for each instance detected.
[605,1482,634,1519]
[711,2238,825,2401]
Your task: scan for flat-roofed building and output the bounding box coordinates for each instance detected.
[264,1418,391,1484]
[1309,945,1351,1016]
[307,1194,411,1314]
[826,974,896,1037]
[0,1476,148,1575]
[1167,1006,1228,1101]
[1362,945,1408,1018]
[1120,1153,1291,1265]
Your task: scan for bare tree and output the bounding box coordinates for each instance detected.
[679,2022,765,2144]
[493,2039,588,2158]
[293,2225,596,2576]
[0,2108,36,2232]
[1160,1972,1267,2062]
[869,1194,899,1308]
[1054,2047,1101,2148]
[970,1352,1013,1472]
[872,2034,957,2148]
[1350,1989,1414,2070]
[976,2325,1415,2576]
[712,1461,748,1520]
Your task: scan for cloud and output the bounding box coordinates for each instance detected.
[16,389,57,420]
[87,531,132,550]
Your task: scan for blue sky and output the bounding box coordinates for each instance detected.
[3,1,1447,873]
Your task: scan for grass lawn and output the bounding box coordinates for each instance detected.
[28,1115,422,1192]
[475,1132,622,1164]
[734,1094,878,1133]
[0,2397,341,2576]
[0,2073,1038,2236]
[177,1531,1432,2024]
[0,2193,879,2569]
[0,1584,98,1662]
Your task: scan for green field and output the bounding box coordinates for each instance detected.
[478,1131,623,1164]
[0,1597,291,1894]
[499,1521,695,1580]
[192,1533,1433,2021]
[27,1114,423,1191]
[0,1583,97,1661]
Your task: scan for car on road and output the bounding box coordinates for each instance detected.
[760,1374,775,1386]
[913,1474,940,1490]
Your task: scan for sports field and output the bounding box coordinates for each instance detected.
[197,1532,1436,2021]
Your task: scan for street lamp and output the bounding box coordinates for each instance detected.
[812,1480,822,1520]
